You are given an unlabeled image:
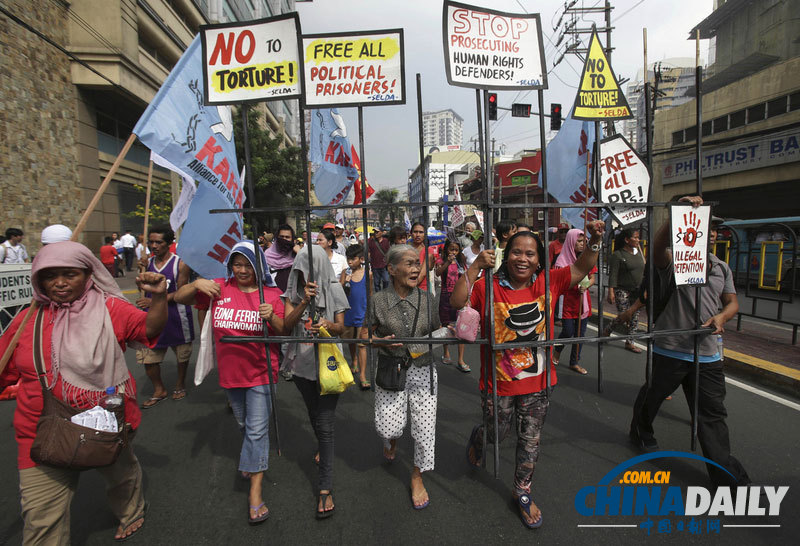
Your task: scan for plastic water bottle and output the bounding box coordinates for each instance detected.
[716,334,724,362]
[101,387,124,425]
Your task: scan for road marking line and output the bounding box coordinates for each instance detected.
[724,377,800,412]
[586,324,800,412]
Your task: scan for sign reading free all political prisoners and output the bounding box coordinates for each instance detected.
[201,13,302,105]
[599,134,651,226]
[443,0,547,89]
[303,30,405,108]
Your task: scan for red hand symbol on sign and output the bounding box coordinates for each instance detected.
[680,210,703,248]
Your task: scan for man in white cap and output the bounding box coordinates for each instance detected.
[334,223,349,252]
[40,224,73,245]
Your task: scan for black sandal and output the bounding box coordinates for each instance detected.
[316,491,335,519]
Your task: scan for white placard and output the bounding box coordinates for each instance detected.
[303,29,405,108]
[443,0,547,90]
[201,13,302,105]
[599,134,650,225]
[670,204,711,286]
[0,264,32,309]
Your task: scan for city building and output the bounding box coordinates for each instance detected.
[1,0,296,255]
[422,109,464,151]
[408,150,479,224]
[652,0,800,221]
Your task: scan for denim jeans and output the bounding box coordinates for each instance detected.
[226,384,271,473]
[294,377,339,491]
[373,267,390,292]
[556,318,588,366]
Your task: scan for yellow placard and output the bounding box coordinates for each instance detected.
[572,29,632,121]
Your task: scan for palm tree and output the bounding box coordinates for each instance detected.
[372,188,400,225]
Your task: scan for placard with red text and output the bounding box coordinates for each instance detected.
[200,13,302,105]
[443,0,547,90]
[599,134,650,226]
[670,204,711,286]
[302,29,405,108]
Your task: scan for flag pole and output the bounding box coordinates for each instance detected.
[138,159,154,297]
[0,132,138,376]
[241,103,281,456]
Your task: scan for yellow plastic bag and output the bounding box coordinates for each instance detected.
[318,326,355,395]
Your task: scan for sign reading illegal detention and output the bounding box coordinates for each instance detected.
[670,204,711,286]
[443,0,547,90]
[302,29,405,108]
[599,134,650,225]
[572,29,631,120]
[201,13,302,105]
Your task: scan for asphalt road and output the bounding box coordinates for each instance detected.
[1,336,798,545]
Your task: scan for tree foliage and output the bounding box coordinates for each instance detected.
[372,188,403,226]
[127,180,172,225]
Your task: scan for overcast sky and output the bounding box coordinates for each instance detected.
[296,0,713,194]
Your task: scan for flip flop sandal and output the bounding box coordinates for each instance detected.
[625,344,643,353]
[441,357,453,365]
[568,365,589,375]
[360,380,371,390]
[114,501,148,542]
[172,389,186,401]
[249,502,270,525]
[141,395,167,409]
[456,362,471,373]
[518,494,543,529]
[316,492,335,519]
[411,489,430,510]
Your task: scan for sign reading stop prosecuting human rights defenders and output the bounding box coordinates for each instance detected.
[572,29,631,120]
[670,204,711,286]
[0,264,32,308]
[302,29,405,108]
[599,134,650,226]
[200,13,302,105]
[443,0,547,89]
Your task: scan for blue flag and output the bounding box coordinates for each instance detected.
[133,35,244,279]
[310,108,360,206]
[544,107,596,229]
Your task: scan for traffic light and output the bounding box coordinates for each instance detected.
[488,93,497,120]
[550,103,562,130]
[511,103,531,117]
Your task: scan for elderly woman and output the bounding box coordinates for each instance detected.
[0,241,168,543]
[174,242,284,525]
[451,221,604,529]
[370,244,440,510]
[282,245,349,519]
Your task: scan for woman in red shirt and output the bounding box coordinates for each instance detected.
[175,242,285,525]
[450,221,604,529]
[0,241,168,543]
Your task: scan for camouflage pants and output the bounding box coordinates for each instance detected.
[473,390,550,496]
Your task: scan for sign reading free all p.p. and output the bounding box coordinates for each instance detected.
[443,0,547,90]
[303,29,405,108]
[599,134,650,226]
[200,13,302,105]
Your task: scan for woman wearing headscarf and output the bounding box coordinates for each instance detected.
[370,244,441,510]
[265,224,299,293]
[281,244,349,519]
[174,241,285,525]
[450,222,605,529]
[0,241,168,543]
[553,228,596,375]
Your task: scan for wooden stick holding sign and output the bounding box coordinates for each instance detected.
[138,159,154,298]
[0,132,138,376]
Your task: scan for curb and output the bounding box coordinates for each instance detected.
[723,356,800,400]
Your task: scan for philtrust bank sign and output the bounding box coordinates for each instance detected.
[661,128,800,184]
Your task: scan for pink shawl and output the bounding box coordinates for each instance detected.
[31,241,131,405]
[554,229,591,319]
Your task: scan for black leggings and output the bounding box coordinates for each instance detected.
[293,377,339,491]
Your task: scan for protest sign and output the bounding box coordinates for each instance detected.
[572,29,631,120]
[599,134,650,225]
[0,264,32,308]
[201,13,302,105]
[443,0,547,90]
[303,29,405,107]
[670,204,711,286]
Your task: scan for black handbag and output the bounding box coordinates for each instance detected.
[28,308,129,470]
[374,290,420,392]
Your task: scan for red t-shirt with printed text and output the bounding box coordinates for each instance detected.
[195,279,284,389]
[470,267,571,396]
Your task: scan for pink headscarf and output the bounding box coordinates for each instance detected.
[32,241,132,405]
[555,229,585,268]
